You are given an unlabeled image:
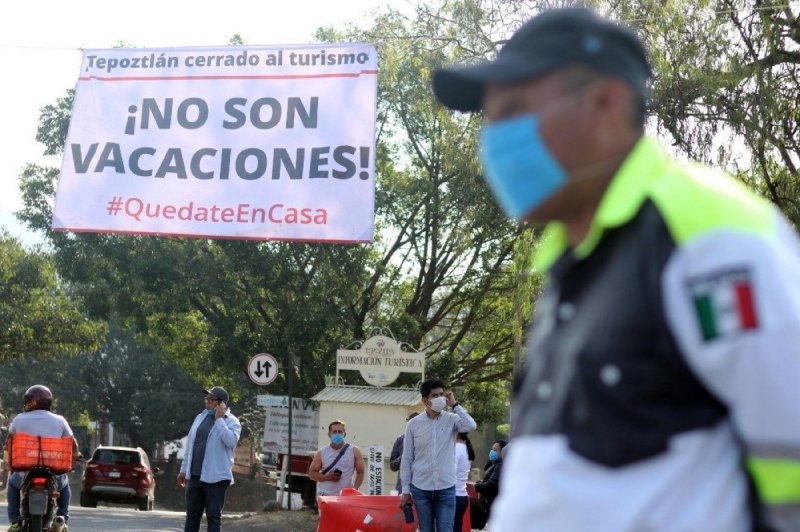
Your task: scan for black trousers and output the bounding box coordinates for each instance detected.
[184,477,231,532]
[454,495,469,532]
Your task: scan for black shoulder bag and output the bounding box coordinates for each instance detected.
[320,443,351,475]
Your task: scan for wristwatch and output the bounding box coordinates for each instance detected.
[452,402,460,409]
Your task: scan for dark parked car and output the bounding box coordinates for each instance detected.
[80,446,158,511]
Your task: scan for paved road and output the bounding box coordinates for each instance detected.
[0,503,186,531]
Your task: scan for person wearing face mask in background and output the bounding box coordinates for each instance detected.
[309,419,364,498]
[390,411,421,493]
[432,6,800,532]
[453,432,475,532]
[399,378,477,532]
[178,386,241,532]
[474,439,507,526]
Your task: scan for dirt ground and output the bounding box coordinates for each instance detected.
[224,508,319,532]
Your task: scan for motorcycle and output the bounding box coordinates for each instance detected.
[6,432,79,532]
[18,465,67,532]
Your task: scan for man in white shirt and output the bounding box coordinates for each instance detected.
[399,378,477,532]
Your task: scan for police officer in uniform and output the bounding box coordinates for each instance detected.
[432,7,800,531]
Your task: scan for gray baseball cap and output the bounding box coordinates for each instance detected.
[432,7,652,112]
[203,386,229,404]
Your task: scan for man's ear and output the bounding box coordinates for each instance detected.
[585,78,639,150]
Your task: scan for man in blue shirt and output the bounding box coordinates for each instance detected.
[177,387,241,532]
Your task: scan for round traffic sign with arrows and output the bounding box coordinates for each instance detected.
[248,353,278,386]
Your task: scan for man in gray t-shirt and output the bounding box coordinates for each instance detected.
[5,385,80,530]
[308,419,365,498]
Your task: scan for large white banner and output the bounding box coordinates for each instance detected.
[53,44,377,242]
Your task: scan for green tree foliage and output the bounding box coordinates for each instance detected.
[0,323,202,456]
[0,233,104,362]
[326,6,538,392]
[22,0,797,429]
[67,324,203,456]
[611,0,800,223]
[17,2,542,426]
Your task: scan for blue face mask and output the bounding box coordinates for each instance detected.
[331,434,345,445]
[489,449,499,461]
[479,114,567,220]
[206,408,216,415]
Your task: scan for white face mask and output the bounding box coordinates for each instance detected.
[430,396,447,413]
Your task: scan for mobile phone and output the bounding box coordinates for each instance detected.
[403,503,415,524]
[219,401,226,410]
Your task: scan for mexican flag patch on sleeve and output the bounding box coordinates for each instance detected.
[688,267,759,341]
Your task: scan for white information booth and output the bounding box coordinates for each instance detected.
[311,330,425,494]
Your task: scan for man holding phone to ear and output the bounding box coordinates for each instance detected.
[177,386,241,532]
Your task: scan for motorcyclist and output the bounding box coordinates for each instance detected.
[4,385,80,532]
